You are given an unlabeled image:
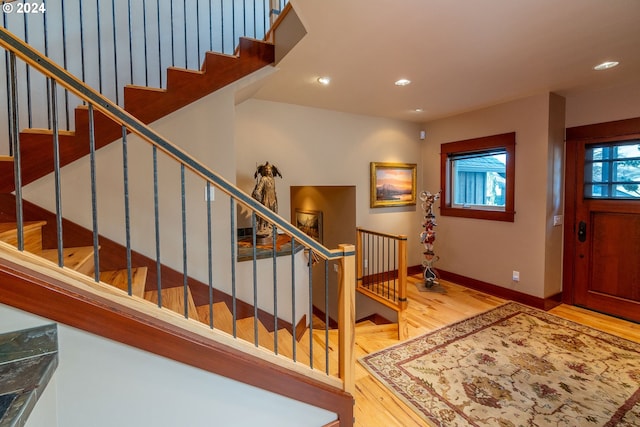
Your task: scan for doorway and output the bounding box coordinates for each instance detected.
[290,186,356,324]
[564,118,640,323]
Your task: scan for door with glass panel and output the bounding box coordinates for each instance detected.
[565,119,640,323]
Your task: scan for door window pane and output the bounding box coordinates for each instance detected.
[584,141,640,199]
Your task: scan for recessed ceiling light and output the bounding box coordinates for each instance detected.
[395,79,411,86]
[594,61,619,71]
[317,76,331,85]
[414,108,424,113]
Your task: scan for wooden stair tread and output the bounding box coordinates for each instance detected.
[145,286,200,322]
[39,246,95,274]
[236,317,275,351]
[100,267,148,298]
[0,221,47,237]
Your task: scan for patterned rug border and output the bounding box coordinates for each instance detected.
[359,301,640,426]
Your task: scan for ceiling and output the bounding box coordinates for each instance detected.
[253,0,640,123]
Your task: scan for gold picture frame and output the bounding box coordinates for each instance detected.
[294,209,323,243]
[370,162,417,208]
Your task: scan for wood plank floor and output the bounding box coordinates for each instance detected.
[353,275,640,427]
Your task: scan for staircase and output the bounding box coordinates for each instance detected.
[0,38,274,193]
[0,217,341,374]
[0,5,356,425]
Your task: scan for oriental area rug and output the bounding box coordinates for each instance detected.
[359,302,640,427]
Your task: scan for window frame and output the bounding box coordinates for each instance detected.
[440,132,516,222]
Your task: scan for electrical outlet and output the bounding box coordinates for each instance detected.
[333,264,339,273]
[512,271,520,282]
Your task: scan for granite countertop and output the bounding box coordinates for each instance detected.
[0,324,58,427]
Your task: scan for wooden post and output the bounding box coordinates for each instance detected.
[338,244,356,395]
[397,235,408,340]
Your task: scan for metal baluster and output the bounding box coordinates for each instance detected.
[96,0,104,94]
[387,236,391,298]
[251,212,259,346]
[308,247,313,369]
[272,225,278,354]
[127,0,134,84]
[88,104,100,283]
[230,198,237,338]
[153,145,162,307]
[111,0,120,104]
[79,0,86,83]
[208,0,213,52]
[376,235,380,295]
[19,7,33,128]
[156,0,162,88]
[43,0,51,128]
[183,0,187,68]
[50,80,64,266]
[61,0,70,128]
[170,0,175,66]
[231,0,236,53]
[122,126,133,295]
[142,0,149,86]
[181,165,189,318]
[206,181,214,328]
[220,0,224,54]
[196,0,201,66]
[8,52,24,250]
[393,239,398,302]
[291,235,296,361]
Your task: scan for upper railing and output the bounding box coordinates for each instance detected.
[0,0,287,151]
[356,227,408,340]
[0,23,356,399]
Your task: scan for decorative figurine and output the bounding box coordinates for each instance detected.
[251,161,282,241]
[418,190,443,292]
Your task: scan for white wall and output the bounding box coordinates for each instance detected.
[235,99,424,266]
[0,303,335,427]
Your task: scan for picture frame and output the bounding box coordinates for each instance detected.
[370,162,417,208]
[294,209,323,243]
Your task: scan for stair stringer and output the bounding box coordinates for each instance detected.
[0,38,275,193]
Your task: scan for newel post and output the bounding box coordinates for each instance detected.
[338,243,356,394]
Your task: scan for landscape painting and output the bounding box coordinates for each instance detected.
[295,209,323,243]
[370,162,417,208]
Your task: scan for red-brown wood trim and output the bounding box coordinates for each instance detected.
[565,117,640,141]
[0,258,354,426]
[439,132,516,222]
[563,116,640,310]
[433,268,562,311]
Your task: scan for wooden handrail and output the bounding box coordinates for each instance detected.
[0,243,354,425]
[0,23,356,420]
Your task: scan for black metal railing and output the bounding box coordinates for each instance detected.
[0,0,288,154]
[0,25,355,392]
[356,227,408,340]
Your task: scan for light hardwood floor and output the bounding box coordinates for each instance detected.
[352,275,640,427]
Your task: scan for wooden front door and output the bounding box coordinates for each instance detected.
[564,118,640,323]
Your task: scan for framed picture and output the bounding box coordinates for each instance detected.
[295,209,323,243]
[370,162,417,208]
